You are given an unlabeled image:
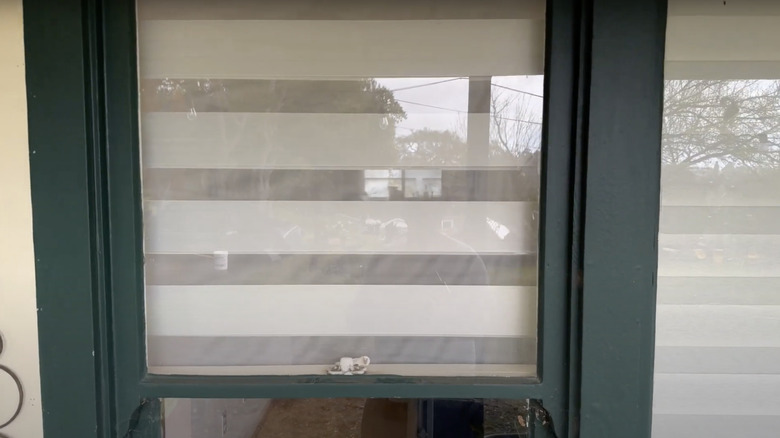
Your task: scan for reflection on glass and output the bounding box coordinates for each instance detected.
[139,76,543,169]
[160,398,531,438]
[138,0,544,376]
[656,1,780,435]
[363,169,443,200]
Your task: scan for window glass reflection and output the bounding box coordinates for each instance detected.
[138,0,544,376]
[656,1,780,435]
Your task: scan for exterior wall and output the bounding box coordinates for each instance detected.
[0,0,44,436]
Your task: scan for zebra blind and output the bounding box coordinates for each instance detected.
[138,0,545,376]
[655,1,780,435]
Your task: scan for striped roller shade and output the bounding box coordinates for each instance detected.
[654,1,780,435]
[138,0,545,376]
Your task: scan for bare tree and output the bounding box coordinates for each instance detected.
[663,80,780,169]
[489,89,543,162]
[398,87,543,166]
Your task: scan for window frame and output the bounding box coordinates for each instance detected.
[23,0,667,437]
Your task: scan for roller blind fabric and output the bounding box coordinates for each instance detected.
[138,0,545,376]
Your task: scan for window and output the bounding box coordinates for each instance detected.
[137,0,545,377]
[25,0,667,436]
[654,1,780,436]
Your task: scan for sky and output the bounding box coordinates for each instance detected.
[376,75,545,142]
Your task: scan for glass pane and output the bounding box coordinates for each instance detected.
[159,398,531,438]
[137,0,544,376]
[656,1,780,436]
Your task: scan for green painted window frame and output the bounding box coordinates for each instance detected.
[23,0,666,437]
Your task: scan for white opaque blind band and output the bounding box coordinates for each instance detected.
[138,0,544,376]
[665,0,780,79]
[655,1,780,435]
[139,20,544,79]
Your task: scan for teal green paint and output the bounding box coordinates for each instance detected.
[24,0,667,436]
[102,1,162,436]
[24,0,111,436]
[105,0,581,415]
[102,0,580,426]
[536,0,582,436]
[578,0,667,437]
[140,376,544,400]
[25,0,583,434]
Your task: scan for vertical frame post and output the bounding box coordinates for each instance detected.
[578,0,667,437]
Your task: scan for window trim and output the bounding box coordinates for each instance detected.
[23,0,666,436]
[578,0,667,435]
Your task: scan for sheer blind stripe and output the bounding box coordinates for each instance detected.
[141,113,530,169]
[656,277,780,305]
[654,235,780,275]
[144,254,537,286]
[142,169,539,201]
[661,188,780,206]
[659,206,780,234]
[139,78,530,114]
[138,20,544,79]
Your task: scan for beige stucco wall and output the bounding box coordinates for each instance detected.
[0,0,44,436]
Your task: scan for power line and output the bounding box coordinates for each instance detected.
[491,83,544,99]
[390,77,467,92]
[388,77,544,100]
[396,99,463,113]
[396,99,543,125]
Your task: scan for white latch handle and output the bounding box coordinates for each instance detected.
[328,356,370,375]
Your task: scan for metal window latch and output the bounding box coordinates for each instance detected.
[327,356,370,375]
